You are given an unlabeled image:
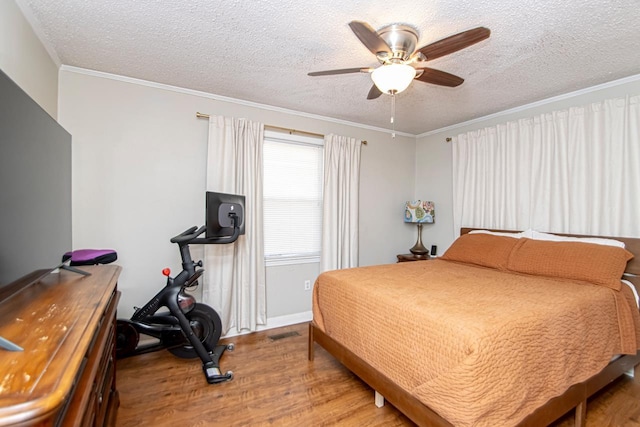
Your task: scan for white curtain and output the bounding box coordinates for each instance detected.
[321,134,362,272]
[203,116,266,334]
[452,95,640,237]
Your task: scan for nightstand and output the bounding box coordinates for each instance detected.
[397,253,432,263]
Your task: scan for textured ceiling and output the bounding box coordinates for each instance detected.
[18,0,640,135]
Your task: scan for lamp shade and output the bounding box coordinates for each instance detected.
[404,200,435,223]
[371,63,417,94]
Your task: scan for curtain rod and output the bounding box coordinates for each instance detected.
[196,112,367,145]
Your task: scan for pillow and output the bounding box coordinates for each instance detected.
[469,229,533,239]
[506,238,633,290]
[531,230,625,248]
[440,233,521,270]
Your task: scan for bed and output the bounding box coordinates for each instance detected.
[309,229,640,427]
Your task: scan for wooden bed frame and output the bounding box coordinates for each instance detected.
[308,229,640,427]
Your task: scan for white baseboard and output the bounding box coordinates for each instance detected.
[222,311,312,338]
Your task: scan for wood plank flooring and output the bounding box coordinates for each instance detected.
[116,322,640,426]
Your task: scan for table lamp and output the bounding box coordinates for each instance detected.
[404,200,434,256]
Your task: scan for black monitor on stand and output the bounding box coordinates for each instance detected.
[205,191,246,239]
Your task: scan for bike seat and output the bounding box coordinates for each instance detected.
[62,249,117,266]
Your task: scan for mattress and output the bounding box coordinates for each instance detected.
[312,259,640,427]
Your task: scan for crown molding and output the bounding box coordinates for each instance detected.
[60,65,415,138]
[15,0,62,68]
[417,73,640,139]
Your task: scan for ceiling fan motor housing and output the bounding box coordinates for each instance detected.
[376,24,419,63]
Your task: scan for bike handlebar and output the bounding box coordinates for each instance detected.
[189,224,240,245]
[170,215,240,246]
[170,225,206,244]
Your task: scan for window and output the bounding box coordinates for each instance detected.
[263,131,323,266]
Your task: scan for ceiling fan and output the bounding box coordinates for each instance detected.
[308,21,491,99]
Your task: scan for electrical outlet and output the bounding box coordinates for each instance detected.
[304,280,311,291]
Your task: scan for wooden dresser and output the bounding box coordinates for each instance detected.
[0,265,121,426]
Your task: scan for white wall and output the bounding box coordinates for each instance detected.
[0,0,58,118]
[58,67,416,323]
[415,75,640,253]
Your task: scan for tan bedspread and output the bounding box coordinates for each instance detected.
[312,259,640,427]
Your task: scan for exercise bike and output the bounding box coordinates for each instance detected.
[116,207,242,385]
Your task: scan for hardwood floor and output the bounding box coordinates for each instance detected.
[116,322,640,426]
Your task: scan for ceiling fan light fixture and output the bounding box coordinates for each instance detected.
[371,63,416,95]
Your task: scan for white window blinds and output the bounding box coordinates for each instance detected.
[263,132,323,264]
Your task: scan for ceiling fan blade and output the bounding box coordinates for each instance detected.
[367,85,383,100]
[417,27,490,61]
[414,68,464,87]
[308,67,372,76]
[348,21,392,56]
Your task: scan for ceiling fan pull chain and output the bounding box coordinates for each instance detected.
[391,93,396,138]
